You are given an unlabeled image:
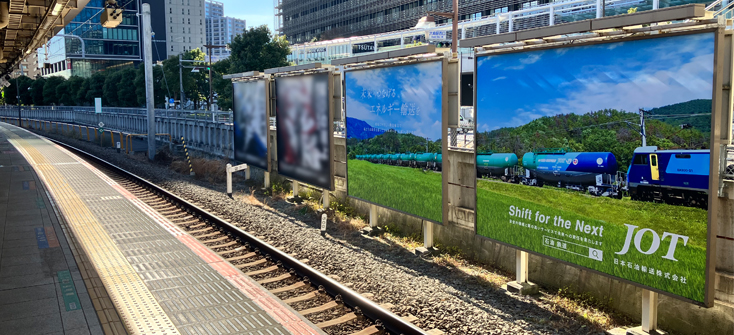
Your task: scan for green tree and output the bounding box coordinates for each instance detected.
[117,67,138,107]
[212,58,233,110]
[161,49,206,107]
[135,65,167,107]
[75,77,91,105]
[62,76,85,106]
[4,76,32,105]
[228,25,290,74]
[30,78,46,105]
[103,70,124,106]
[85,72,106,104]
[43,76,67,105]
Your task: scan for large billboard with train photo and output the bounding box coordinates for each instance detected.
[345,60,444,223]
[474,32,714,304]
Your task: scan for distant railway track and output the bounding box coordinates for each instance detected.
[47,137,432,335]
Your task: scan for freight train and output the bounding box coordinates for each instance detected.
[354,146,710,208]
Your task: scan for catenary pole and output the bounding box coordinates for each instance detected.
[143,4,156,161]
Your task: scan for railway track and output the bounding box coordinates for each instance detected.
[49,137,434,335]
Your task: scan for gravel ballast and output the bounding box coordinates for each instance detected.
[42,132,613,335]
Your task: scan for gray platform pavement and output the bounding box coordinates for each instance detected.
[0,127,103,334]
[0,123,321,335]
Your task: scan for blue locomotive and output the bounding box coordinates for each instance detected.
[521,149,622,198]
[627,146,709,209]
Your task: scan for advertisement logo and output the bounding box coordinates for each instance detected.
[596,157,603,165]
[572,158,578,165]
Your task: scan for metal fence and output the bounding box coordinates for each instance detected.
[0,106,236,158]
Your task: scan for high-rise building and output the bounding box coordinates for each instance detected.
[277,0,530,43]
[10,52,41,79]
[205,0,245,61]
[40,0,143,78]
[167,0,207,55]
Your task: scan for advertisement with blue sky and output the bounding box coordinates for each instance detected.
[346,61,444,223]
[475,32,714,304]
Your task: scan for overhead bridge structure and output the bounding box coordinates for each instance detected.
[0,0,90,79]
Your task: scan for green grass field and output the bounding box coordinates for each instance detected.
[477,179,707,303]
[348,160,442,223]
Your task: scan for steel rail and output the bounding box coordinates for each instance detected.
[44,136,428,335]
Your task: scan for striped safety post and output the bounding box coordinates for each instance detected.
[181,136,195,176]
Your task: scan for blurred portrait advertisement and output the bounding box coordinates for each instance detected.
[233,80,268,170]
[275,73,332,190]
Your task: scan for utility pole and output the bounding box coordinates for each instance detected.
[16,65,23,126]
[179,54,185,109]
[143,3,155,161]
[204,44,227,111]
[639,108,647,147]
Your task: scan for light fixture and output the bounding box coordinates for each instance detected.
[52,4,64,16]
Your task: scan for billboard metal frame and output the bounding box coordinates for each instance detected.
[342,55,448,225]
[471,25,725,308]
[272,68,336,192]
[232,76,272,172]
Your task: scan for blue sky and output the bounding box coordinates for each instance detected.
[220,0,273,32]
[345,61,443,141]
[475,33,715,132]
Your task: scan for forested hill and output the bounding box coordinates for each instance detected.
[648,99,712,134]
[477,103,710,173]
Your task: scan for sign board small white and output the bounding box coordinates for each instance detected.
[428,31,447,40]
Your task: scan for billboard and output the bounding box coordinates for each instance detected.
[346,61,444,223]
[233,80,269,170]
[475,32,715,304]
[275,73,332,190]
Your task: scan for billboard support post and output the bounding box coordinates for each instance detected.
[642,290,660,333]
[369,204,378,228]
[292,181,300,198]
[507,250,538,295]
[264,171,270,189]
[323,189,330,209]
[423,221,434,248]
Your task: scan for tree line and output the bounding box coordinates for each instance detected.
[2,25,290,111]
[477,101,710,173]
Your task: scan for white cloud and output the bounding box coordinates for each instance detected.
[531,53,714,122]
[493,76,506,81]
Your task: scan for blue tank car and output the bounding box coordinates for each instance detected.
[522,149,621,197]
[627,146,709,209]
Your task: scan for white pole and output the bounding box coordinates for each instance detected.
[226,163,233,197]
[423,220,434,248]
[264,171,270,188]
[142,4,156,161]
[516,250,529,283]
[641,290,659,332]
[292,181,299,197]
[323,189,330,209]
[653,0,659,9]
[369,204,377,228]
[549,5,555,26]
[596,0,603,18]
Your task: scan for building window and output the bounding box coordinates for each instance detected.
[188,28,191,33]
[181,8,184,14]
[188,18,191,24]
[169,8,172,13]
[188,9,190,15]
[171,45,174,51]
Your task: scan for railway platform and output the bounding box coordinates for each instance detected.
[0,123,322,335]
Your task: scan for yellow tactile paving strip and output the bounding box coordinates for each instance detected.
[5,129,180,335]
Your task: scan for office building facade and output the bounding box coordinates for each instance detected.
[167,0,207,55]
[40,0,143,78]
[205,0,245,61]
